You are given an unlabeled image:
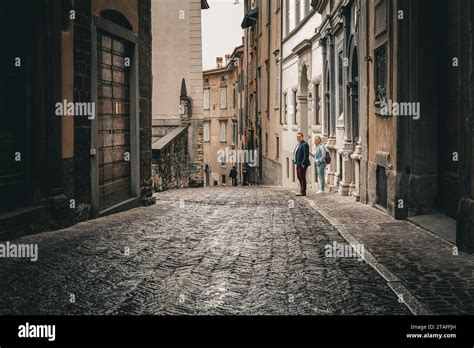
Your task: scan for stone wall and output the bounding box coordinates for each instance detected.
[138,0,153,185]
[73,0,93,210]
[262,157,282,186]
[73,0,94,222]
[152,126,191,191]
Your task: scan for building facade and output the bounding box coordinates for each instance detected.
[203,50,243,186]
[281,0,322,190]
[151,0,209,187]
[258,0,283,186]
[314,0,360,198]
[312,0,474,253]
[241,0,262,185]
[0,0,153,236]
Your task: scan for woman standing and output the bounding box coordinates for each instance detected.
[313,136,326,193]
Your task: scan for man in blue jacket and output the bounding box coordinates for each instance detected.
[293,132,311,196]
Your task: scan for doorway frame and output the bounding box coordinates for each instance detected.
[91,15,140,214]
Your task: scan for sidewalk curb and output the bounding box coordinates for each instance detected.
[301,195,433,316]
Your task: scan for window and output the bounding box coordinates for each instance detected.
[232,120,237,145]
[265,132,268,156]
[221,174,227,184]
[204,89,210,110]
[219,121,227,142]
[233,87,236,109]
[295,0,301,26]
[276,136,280,160]
[374,0,389,110]
[375,45,387,105]
[267,0,271,24]
[266,61,270,113]
[275,51,281,109]
[249,95,254,123]
[239,109,244,134]
[257,67,262,114]
[338,54,344,116]
[314,83,321,125]
[285,0,290,35]
[293,89,297,125]
[204,121,210,142]
[220,88,227,109]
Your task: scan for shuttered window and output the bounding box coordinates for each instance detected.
[220,88,227,109]
[204,121,210,142]
[204,89,210,110]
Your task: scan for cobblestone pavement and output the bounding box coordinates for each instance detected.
[306,190,474,315]
[0,187,409,315]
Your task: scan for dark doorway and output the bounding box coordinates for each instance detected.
[97,31,133,211]
[437,0,460,219]
[376,165,388,209]
[0,2,34,212]
[350,49,359,140]
[204,164,210,186]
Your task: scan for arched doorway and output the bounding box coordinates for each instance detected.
[92,9,138,212]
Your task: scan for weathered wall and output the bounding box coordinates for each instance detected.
[73,0,93,215]
[152,128,190,191]
[203,67,234,186]
[262,157,282,185]
[151,0,205,185]
[138,0,153,185]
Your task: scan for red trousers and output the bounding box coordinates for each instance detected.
[296,165,308,194]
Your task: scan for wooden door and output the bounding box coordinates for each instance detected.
[97,31,132,211]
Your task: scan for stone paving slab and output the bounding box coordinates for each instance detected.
[0,187,409,315]
[408,213,457,244]
[303,190,474,315]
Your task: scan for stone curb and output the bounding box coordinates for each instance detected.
[300,195,433,315]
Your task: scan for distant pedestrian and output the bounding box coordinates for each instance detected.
[229,166,238,186]
[293,132,310,196]
[313,136,327,193]
[243,165,248,186]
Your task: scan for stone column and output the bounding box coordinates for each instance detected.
[327,34,337,188]
[319,37,329,139]
[351,142,362,201]
[348,79,359,197]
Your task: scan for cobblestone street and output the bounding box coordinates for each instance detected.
[0,187,409,315]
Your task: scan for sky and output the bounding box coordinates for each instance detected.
[202,0,245,71]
